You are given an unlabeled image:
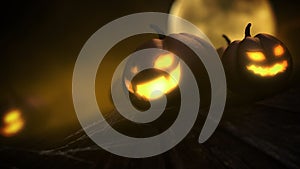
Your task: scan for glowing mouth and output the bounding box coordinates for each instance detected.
[135,63,181,100]
[246,60,288,77]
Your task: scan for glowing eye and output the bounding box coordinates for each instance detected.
[154,53,174,69]
[247,52,266,61]
[274,45,284,57]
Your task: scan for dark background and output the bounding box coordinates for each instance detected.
[0,0,175,142]
[0,0,299,169]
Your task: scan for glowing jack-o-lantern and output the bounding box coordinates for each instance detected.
[123,33,211,107]
[0,109,24,137]
[125,52,181,101]
[221,23,293,97]
[134,53,181,100]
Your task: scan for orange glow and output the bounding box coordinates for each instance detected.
[246,60,288,77]
[125,78,134,93]
[247,52,266,61]
[135,63,181,100]
[274,45,284,56]
[1,109,24,137]
[131,66,138,74]
[154,53,174,69]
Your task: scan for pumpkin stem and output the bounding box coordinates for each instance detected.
[245,23,252,38]
[150,24,166,39]
[222,34,231,45]
[158,34,166,40]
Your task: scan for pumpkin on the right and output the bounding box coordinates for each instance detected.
[222,23,293,98]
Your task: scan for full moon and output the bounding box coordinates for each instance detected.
[169,0,276,48]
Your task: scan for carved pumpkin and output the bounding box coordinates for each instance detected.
[222,23,293,98]
[125,49,181,101]
[122,33,211,108]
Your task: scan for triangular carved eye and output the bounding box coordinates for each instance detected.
[274,45,284,57]
[154,53,174,69]
[247,51,266,61]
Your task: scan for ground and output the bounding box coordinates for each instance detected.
[1,86,299,169]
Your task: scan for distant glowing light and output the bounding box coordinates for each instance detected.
[246,60,288,77]
[1,109,24,137]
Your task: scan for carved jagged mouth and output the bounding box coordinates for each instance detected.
[125,63,181,100]
[246,60,288,77]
